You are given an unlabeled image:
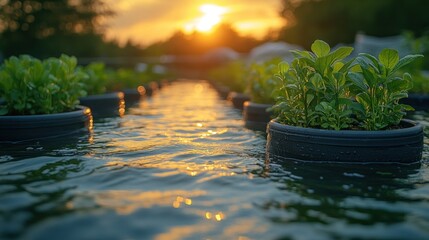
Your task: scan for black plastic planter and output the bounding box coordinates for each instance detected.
[227,92,250,110]
[79,92,125,118]
[266,119,423,163]
[144,82,159,97]
[0,106,93,143]
[400,93,429,111]
[243,101,273,131]
[122,86,146,106]
[210,82,230,100]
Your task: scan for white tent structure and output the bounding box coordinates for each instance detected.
[354,33,411,57]
[203,47,240,63]
[248,42,303,63]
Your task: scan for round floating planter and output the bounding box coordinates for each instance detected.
[79,92,125,118]
[266,119,423,163]
[210,82,230,100]
[227,92,250,110]
[144,82,159,97]
[157,80,170,90]
[400,93,429,111]
[0,106,93,143]
[122,86,146,107]
[243,101,273,131]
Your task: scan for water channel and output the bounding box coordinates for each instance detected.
[1,80,429,239]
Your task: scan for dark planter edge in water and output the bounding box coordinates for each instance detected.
[122,87,146,107]
[209,81,230,100]
[243,101,273,131]
[227,92,250,110]
[266,119,423,164]
[79,92,125,118]
[0,105,93,143]
[144,81,159,97]
[401,93,429,111]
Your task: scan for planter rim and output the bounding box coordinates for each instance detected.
[122,86,146,95]
[269,118,422,138]
[0,105,90,120]
[408,93,429,96]
[228,91,249,97]
[0,105,92,142]
[80,92,124,100]
[244,101,273,108]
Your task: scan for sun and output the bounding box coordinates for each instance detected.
[185,4,228,33]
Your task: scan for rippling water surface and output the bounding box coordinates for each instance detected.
[1,80,429,240]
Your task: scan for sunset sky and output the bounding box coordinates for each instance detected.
[104,0,285,46]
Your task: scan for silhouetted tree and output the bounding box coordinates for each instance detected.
[0,0,117,58]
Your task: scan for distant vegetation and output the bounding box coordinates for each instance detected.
[143,23,263,56]
[279,0,429,49]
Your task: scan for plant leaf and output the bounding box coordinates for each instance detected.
[290,50,314,60]
[328,46,354,62]
[359,53,380,70]
[391,54,424,73]
[306,94,314,105]
[311,40,330,57]
[379,49,399,70]
[278,62,289,75]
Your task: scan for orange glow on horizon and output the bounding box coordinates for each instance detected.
[184,4,228,33]
[105,0,285,45]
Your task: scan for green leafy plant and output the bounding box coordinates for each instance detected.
[349,49,423,130]
[274,40,422,131]
[401,31,429,93]
[105,64,171,92]
[106,68,147,91]
[246,58,282,104]
[274,40,355,130]
[0,55,87,115]
[208,60,247,92]
[409,72,429,93]
[80,62,108,95]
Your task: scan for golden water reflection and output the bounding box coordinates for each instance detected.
[95,81,258,237]
[106,159,236,178]
[77,190,206,215]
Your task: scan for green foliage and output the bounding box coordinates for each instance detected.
[208,61,247,92]
[274,40,422,130]
[80,62,108,95]
[106,69,143,91]
[274,40,355,130]
[350,49,423,130]
[246,58,282,104]
[409,72,429,93]
[400,32,429,93]
[280,0,429,49]
[0,55,87,115]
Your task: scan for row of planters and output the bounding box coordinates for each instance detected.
[207,58,281,130]
[0,55,171,143]
[207,60,250,109]
[209,40,424,164]
[80,62,171,117]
